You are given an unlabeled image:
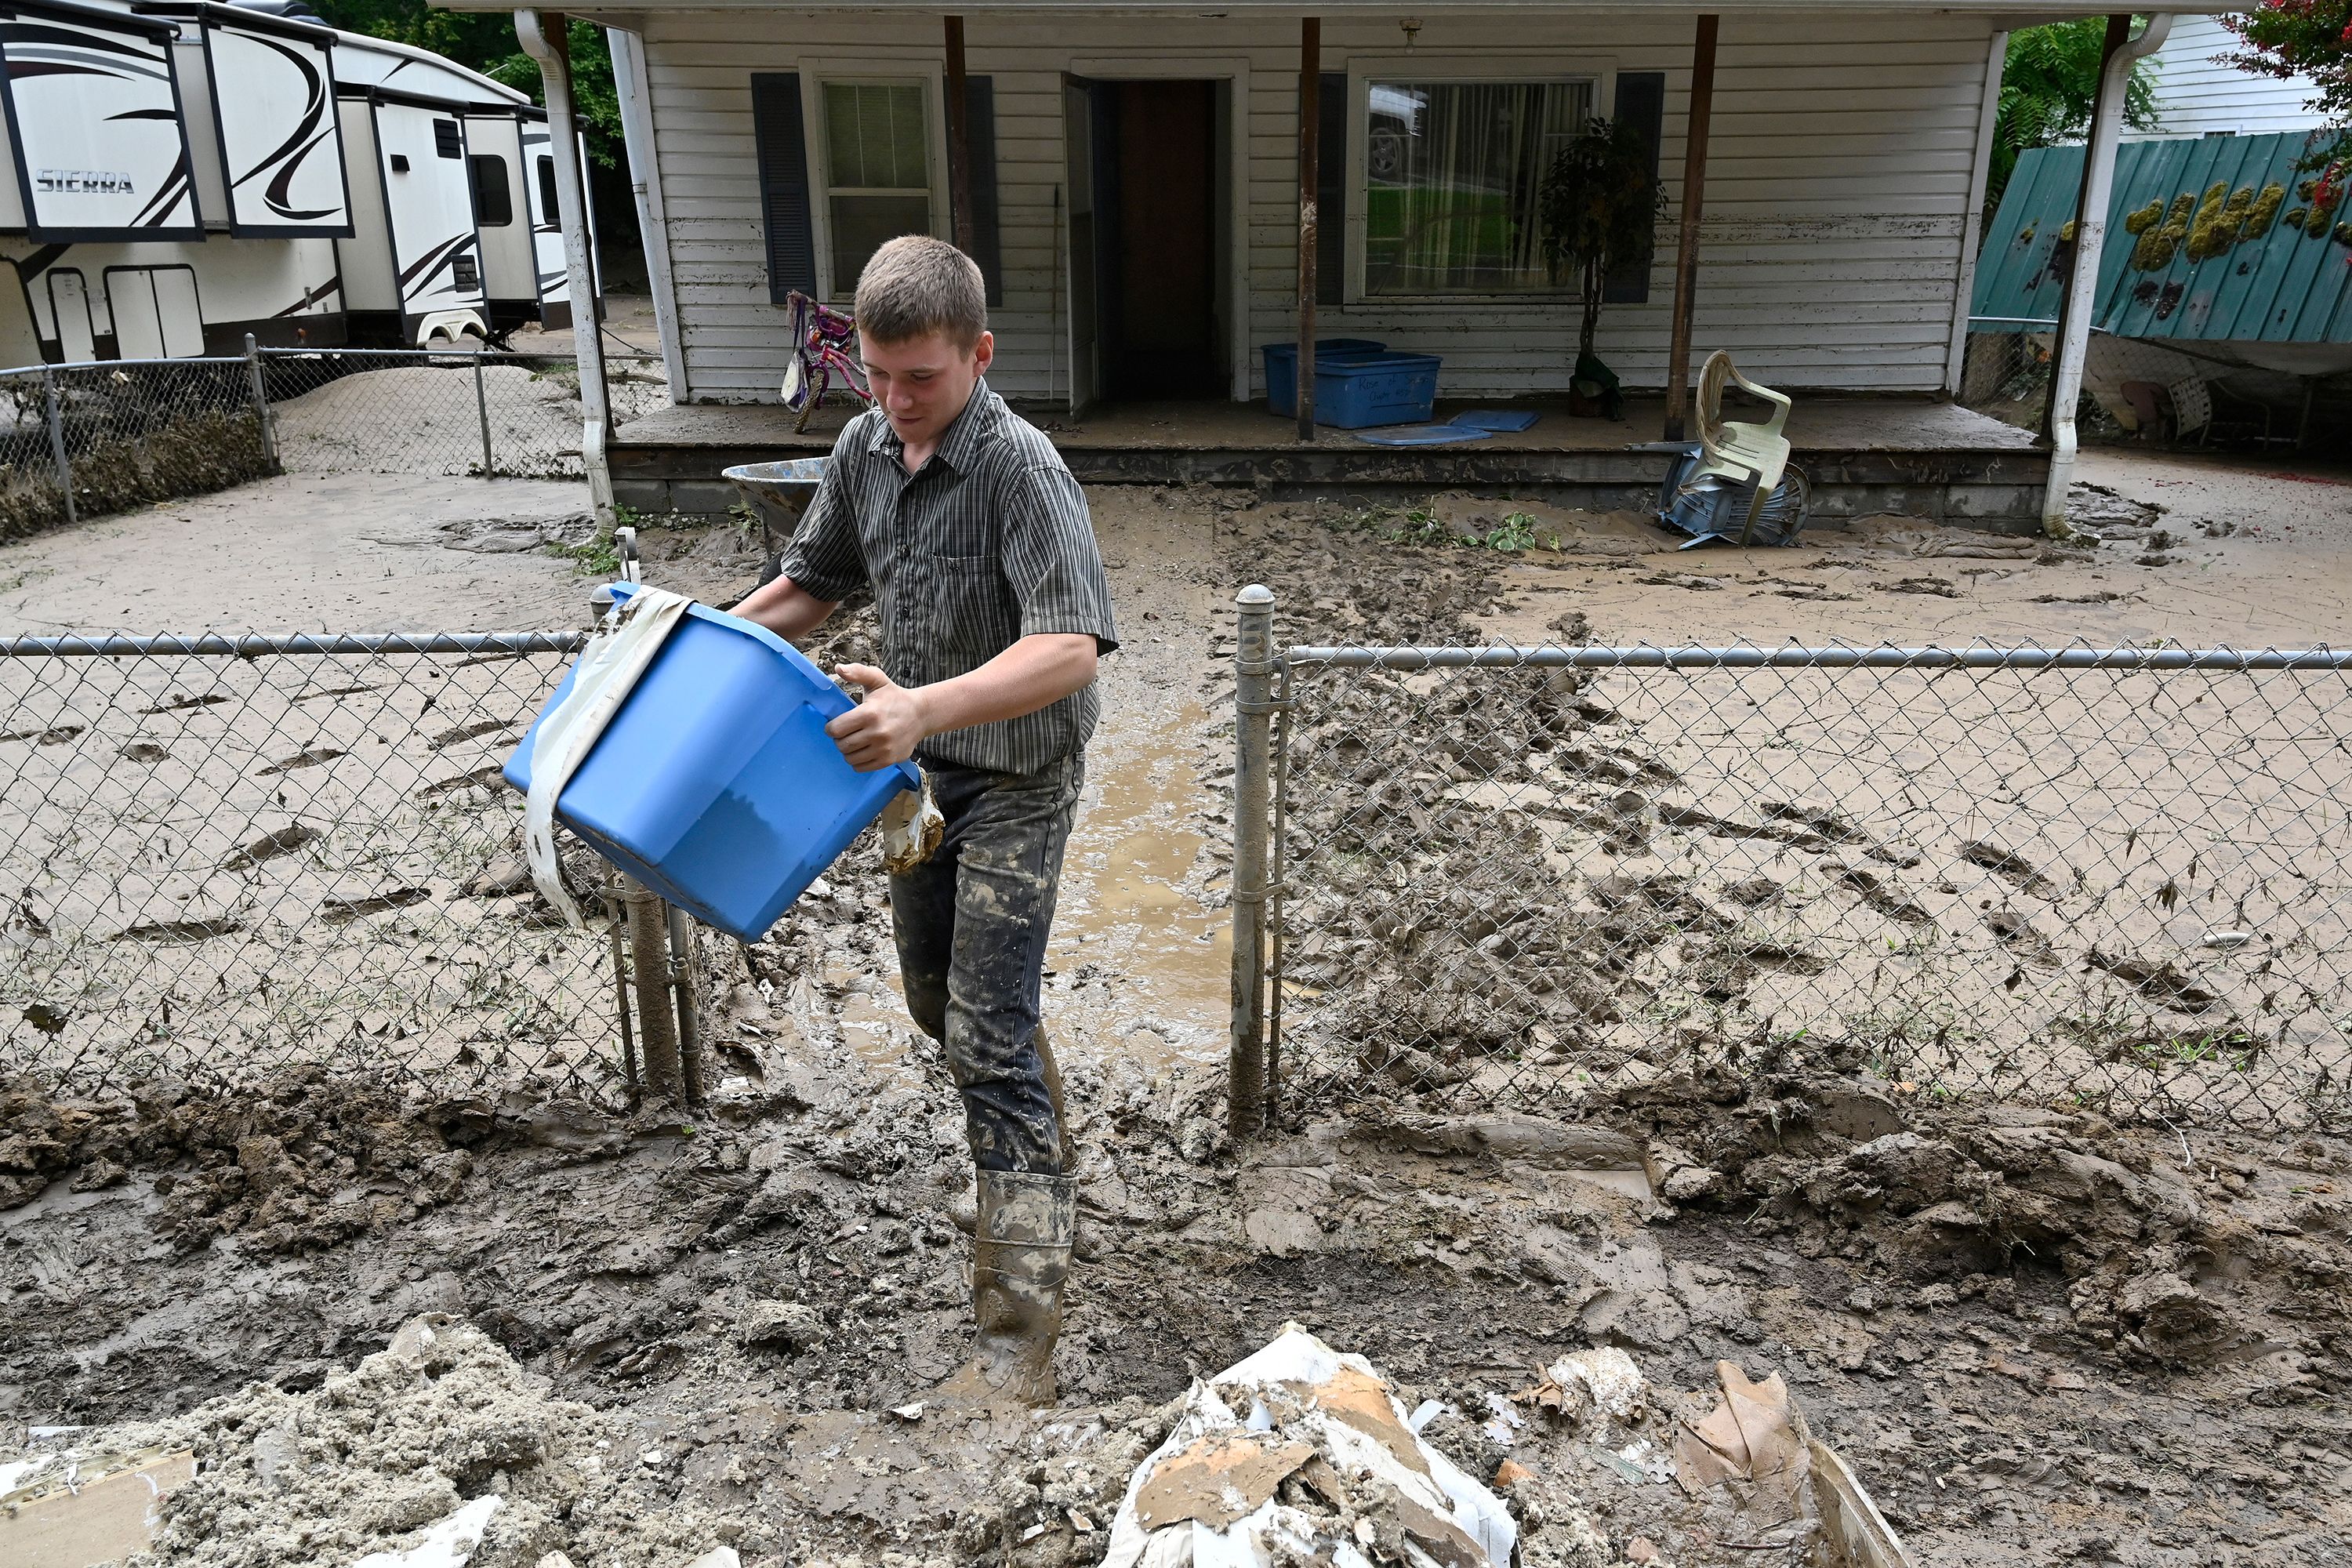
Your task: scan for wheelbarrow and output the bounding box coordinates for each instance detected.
[723,457,829,589]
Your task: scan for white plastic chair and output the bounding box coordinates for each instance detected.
[1690,351,1793,534]
[2165,376,2213,442]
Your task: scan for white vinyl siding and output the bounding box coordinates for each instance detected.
[633,8,2001,402]
[2145,15,2325,140]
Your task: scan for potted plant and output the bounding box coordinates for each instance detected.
[1538,118,1665,419]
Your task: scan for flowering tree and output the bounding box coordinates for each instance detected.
[2224,0,2352,160]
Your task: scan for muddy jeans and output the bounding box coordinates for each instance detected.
[890,753,1083,1175]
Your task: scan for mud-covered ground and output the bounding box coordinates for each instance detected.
[4,452,2351,1566]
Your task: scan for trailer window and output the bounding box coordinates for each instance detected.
[536,155,558,223]
[434,119,462,159]
[820,80,933,296]
[470,154,514,227]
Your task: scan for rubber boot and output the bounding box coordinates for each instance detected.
[934,1168,1076,1408]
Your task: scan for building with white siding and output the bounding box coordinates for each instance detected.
[478,2,2241,528]
[2143,13,2326,139]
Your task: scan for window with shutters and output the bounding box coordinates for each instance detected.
[1361,78,1594,296]
[819,80,935,296]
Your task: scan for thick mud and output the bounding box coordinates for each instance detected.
[5,458,2352,1566]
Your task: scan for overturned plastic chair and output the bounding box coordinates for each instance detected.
[1651,350,1811,548]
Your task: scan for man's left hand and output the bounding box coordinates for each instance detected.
[827,664,928,770]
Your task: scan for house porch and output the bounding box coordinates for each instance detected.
[609,395,2047,532]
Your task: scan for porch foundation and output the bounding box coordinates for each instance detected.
[610,397,2048,533]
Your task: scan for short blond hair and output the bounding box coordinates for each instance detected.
[854,236,987,348]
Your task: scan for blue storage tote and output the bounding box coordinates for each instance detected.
[1272,350,1443,429]
[1261,339,1388,418]
[503,585,917,941]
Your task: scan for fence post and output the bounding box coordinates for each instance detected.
[473,355,496,478]
[243,333,279,474]
[1229,583,1278,1138]
[619,873,683,1102]
[40,368,75,528]
[666,902,706,1108]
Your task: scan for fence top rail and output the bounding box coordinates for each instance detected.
[3,356,247,376]
[0,347,660,379]
[252,346,661,362]
[0,631,589,658]
[1282,644,2352,673]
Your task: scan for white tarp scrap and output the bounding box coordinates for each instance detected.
[1103,1324,1515,1568]
[523,586,692,926]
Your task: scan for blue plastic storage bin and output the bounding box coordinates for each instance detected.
[503,585,917,941]
[1267,347,1441,428]
[1261,339,1388,418]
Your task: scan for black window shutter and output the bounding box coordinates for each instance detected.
[751,72,817,305]
[1605,71,1665,305]
[1316,71,1345,306]
[958,76,1003,307]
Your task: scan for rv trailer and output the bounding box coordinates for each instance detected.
[0,0,597,363]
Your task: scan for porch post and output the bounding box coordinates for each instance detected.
[1295,16,1320,442]
[516,9,615,526]
[2042,14,2129,445]
[1661,12,1719,444]
[2041,13,2170,534]
[945,16,975,255]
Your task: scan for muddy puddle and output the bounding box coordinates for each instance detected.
[1051,734,1230,1059]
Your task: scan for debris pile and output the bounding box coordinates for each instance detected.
[61,1315,747,1568]
[1102,1325,1522,1568]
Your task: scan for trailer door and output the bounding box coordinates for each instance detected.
[520,123,568,328]
[373,100,487,336]
[107,267,203,358]
[463,112,533,326]
[49,270,96,361]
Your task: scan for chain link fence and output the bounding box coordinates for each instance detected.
[259,346,668,481]
[0,346,668,539]
[1959,318,2325,449]
[0,633,652,1094]
[1228,601,2352,1134]
[2,357,275,538]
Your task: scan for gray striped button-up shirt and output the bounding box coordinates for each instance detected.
[776,381,1119,773]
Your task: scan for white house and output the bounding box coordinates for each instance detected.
[481,2,2247,531]
[2143,12,2326,138]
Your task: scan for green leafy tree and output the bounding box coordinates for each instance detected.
[305,1,622,165]
[2223,1,2352,162]
[1986,20,2163,225]
[1536,117,1664,365]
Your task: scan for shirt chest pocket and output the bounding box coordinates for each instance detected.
[921,553,1018,659]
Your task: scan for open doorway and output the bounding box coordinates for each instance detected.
[1063,75,1230,412]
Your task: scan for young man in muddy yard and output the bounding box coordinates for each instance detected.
[730,235,1117,1410]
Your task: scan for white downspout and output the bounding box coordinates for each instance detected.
[2042,12,2170,536]
[516,9,615,526]
[609,27,687,401]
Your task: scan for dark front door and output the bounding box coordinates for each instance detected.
[1102,79,1220,399]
